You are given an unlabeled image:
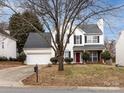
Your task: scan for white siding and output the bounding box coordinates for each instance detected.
[0,34,16,58]
[116,31,124,66]
[6,38,16,58]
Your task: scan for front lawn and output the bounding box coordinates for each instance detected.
[0,61,24,70]
[23,64,124,87]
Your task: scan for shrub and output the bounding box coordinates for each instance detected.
[64,57,73,64]
[50,57,58,65]
[101,51,111,61]
[82,52,90,62]
[17,52,26,62]
[9,57,17,61]
[47,63,52,67]
[0,56,8,61]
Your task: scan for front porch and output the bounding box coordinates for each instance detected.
[73,45,105,64]
[74,50,103,64]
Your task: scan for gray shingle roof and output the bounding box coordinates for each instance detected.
[0,28,16,41]
[0,28,10,36]
[73,45,105,51]
[24,32,51,48]
[79,24,102,34]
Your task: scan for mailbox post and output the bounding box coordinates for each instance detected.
[34,64,39,82]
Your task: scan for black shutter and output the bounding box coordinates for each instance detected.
[85,36,87,43]
[98,36,99,43]
[80,35,82,44]
[67,34,69,43]
[69,51,71,58]
[74,35,76,44]
[55,34,57,42]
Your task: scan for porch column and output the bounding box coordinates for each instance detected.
[91,51,93,62]
[83,50,85,63]
[98,51,102,63]
[101,50,105,64]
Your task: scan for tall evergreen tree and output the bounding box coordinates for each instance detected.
[9,11,44,53]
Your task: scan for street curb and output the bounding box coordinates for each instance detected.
[77,86,123,90]
[0,84,124,90]
[20,85,124,90]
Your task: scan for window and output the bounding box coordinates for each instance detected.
[85,36,99,43]
[74,35,82,44]
[92,52,98,61]
[89,51,98,62]
[64,51,71,58]
[2,42,4,49]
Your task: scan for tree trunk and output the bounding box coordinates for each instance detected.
[56,30,64,71]
[58,55,64,71]
[57,45,64,71]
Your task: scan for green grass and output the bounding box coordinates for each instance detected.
[65,64,124,79]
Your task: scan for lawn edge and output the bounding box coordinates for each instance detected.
[21,85,124,90]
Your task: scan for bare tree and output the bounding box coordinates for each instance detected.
[1,0,124,71]
[0,22,8,30]
[105,39,116,58]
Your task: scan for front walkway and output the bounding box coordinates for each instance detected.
[0,65,35,87]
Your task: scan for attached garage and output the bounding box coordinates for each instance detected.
[26,53,51,65]
[23,32,52,65]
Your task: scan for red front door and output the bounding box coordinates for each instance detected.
[76,53,80,63]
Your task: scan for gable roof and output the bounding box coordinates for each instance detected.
[0,28,9,36]
[0,28,16,41]
[24,32,51,49]
[79,24,102,34]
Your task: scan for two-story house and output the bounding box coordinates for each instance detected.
[24,19,105,64]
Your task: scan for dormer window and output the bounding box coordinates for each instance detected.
[74,35,82,44]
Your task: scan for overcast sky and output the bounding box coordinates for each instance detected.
[0,0,124,40]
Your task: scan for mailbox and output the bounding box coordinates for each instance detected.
[34,64,38,72]
[34,64,39,82]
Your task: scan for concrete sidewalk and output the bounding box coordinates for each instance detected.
[0,66,35,87]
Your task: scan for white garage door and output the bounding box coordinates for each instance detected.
[26,53,51,65]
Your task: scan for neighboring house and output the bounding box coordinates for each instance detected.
[24,19,105,65]
[116,31,124,66]
[0,29,17,59]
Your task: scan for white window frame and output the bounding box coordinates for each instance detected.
[86,36,99,43]
[64,51,71,58]
[89,51,98,62]
[75,35,80,44]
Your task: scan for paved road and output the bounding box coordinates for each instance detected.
[0,66,35,87]
[0,87,123,93]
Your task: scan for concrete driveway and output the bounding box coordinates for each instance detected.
[0,65,35,87]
